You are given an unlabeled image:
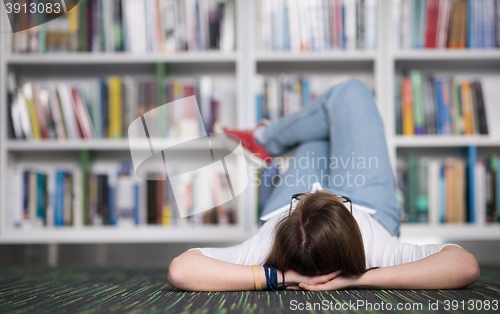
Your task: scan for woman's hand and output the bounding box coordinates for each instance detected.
[294,246,480,291]
[297,274,361,291]
[284,269,344,290]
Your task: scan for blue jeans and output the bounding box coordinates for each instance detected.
[259,79,400,237]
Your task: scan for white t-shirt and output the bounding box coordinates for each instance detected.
[194,184,458,268]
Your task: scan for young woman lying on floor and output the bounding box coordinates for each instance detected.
[168,80,480,292]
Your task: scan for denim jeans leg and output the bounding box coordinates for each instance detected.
[259,79,400,237]
[260,141,330,218]
[261,89,332,156]
[321,80,400,237]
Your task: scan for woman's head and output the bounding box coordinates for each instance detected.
[264,191,366,276]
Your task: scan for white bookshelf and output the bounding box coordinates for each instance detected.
[0,225,250,244]
[393,50,500,60]
[400,224,500,243]
[3,224,498,244]
[1,0,500,244]
[254,51,377,62]
[393,136,500,147]
[5,138,226,151]
[5,52,239,64]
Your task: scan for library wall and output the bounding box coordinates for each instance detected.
[1,0,500,265]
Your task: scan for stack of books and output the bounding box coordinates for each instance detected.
[397,149,500,225]
[255,75,373,123]
[8,161,237,229]
[255,0,377,51]
[7,75,235,140]
[12,0,236,54]
[393,0,500,49]
[395,71,491,136]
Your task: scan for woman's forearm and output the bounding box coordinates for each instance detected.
[170,246,480,291]
[169,250,341,291]
[168,249,270,291]
[352,245,480,290]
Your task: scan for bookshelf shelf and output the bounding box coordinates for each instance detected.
[5,139,225,151]
[1,224,496,244]
[400,224,500,241]
[255,51,377,62]
[393,50,500,61]
[393,136,500,147]
[5,52,239,65]
[0,226,249,244]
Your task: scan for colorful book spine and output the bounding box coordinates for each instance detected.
[460,81,475,135]
[416,158,429,222]
[23,83,41,140]
[444,158,455,223]
[108,76,123,138]
[468,146,477,223]
[406,154,418,222]
[440,78,453,135]
[439,164,446,223]
[496,155,500,220]
[410,71,426,135]
[434,78,444,134]
[424,0,439,48]
[395,75,403,135]
[402,77,414,136]
[54,171,65,227]
[451,79,462,135]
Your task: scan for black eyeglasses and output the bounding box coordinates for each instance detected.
[289,193,353,214]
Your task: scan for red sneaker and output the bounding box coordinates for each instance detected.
[216,124,272,169]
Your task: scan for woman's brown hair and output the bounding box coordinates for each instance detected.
[264,191,367,277]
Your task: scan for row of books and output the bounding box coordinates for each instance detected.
[395,72,492,136]
[147,172,237,226]
[393,0,500,49]
[7,75,235,140]
[8,165,81,228]
[397,149,500,224]
[12,0,235,54]
[255,0,377,51]
[254,75,373,123]
[8,162,237,229]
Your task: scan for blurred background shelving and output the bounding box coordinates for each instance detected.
[385,0,500,243]
[0,0,251,244]
[1,0,500,247]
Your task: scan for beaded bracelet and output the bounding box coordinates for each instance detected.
[271,266,278,290]
[263,265,285,291]
[281,268,285,290]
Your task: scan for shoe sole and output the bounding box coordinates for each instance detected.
[213,126,268,170]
